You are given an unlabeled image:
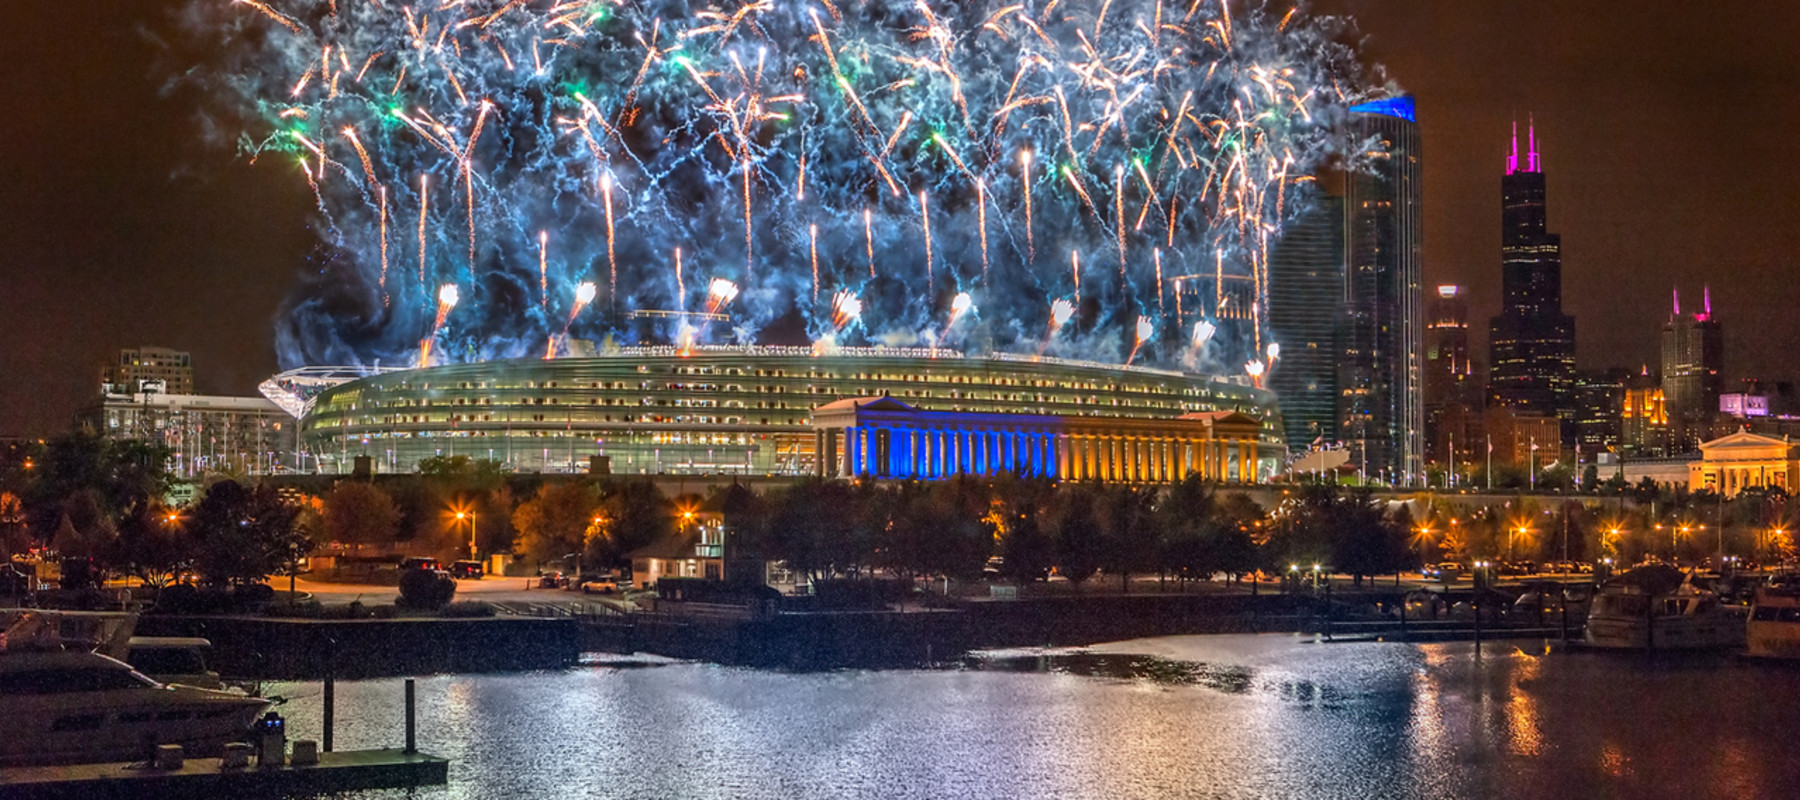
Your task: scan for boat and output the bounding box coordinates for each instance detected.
[125,635,228,691]
[0,610,269,765]
[1583,564,1747,650]
[1746,573,1800,659]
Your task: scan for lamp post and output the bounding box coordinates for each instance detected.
[456,510,477,562]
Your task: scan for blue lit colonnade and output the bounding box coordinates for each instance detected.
[811,398,1269,483]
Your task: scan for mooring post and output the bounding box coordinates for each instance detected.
[404,678,417,754]
[1473,590,1483,656]
[323,638,336,753]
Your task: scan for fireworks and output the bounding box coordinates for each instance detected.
[544,281,599,359]
[940,291,975,343]
[704,278,740,317]
[1042,296,1077,355]
[1126,315,1154,365]
[831,289,863,331]
[418,283,460,367]
[211,0,1371,373]
[1192,320,1218,348]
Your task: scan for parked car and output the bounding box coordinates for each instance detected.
[401,557,443,572]
[1423,562,1465,581]
[449,560,485,579]
[537,571,568,589]
[580,578,619,594]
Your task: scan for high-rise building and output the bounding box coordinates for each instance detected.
[1338,96,1424,484]
[101,346,194,395]
[1573,368,1629,454]
[1485,406,1561,472]
[1424,285,1483,476]
[1663,286,1724,453]
[1620,368,1671,458]
[1487,119,1577,437]
[79,384,296,479]
[1267,194,1344,451]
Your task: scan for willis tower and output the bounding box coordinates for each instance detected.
[1487,118,1576,437]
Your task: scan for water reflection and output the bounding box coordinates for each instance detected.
[269,636,1800,800]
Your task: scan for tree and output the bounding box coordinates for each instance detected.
[416,455,507,492]
[1328,491,1408,586]
[594,480,674,569]
[1099,485,1159,591]
[1050,484,1104,588]
[1212,492,1268,578]
[323,481,401,548]
[512,481,600,566]
[995,477,1056,585]
[115,502,190,590]
[1156,475,1219,587]
[763,478,857,581]
[886,478,993,582]
[188,481,301,586]
[0,491,27,558]
[52,489,118,566]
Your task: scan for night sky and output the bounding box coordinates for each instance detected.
[3,1,1797,436]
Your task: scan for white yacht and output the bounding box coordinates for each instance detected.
[0,611,269,765]
[1746,574,1800,659]
[1584,565,1746,650]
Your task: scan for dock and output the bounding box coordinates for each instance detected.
[0,748,448,800]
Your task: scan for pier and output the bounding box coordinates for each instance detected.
[0,749,448,800]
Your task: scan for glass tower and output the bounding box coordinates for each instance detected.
[1339,96,1424,484]
[1487,118,1577,439]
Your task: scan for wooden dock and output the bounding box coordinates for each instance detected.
[0,748,448,800]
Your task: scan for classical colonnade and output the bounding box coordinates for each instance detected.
[812,425,1262,483]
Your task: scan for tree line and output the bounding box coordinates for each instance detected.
[2,434,1459,590]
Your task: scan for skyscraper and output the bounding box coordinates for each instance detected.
[1573,367,1630,453]
[1338,96,1424,484]
[101,345,194,395]
[1487,118,1577,438]
[1267,194,1344,451]
[1424,285,1483,475]
[1621,367,1671,458]
[1663,287,1724,453]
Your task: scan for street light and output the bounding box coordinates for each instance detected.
[455,510,477,561]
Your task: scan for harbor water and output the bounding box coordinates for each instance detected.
[268,634,1800,799]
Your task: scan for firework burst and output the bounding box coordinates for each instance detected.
[206,0,1373,372]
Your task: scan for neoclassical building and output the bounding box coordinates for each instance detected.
[811,397,1268,483]
[1688,429,1799,496]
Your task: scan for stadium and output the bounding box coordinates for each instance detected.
[268,347,1285,480]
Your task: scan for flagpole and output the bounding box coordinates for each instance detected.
[1529,434,1536,492]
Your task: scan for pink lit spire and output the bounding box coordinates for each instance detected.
[1527,114,1541,173]
[1698,284,1713,321]
[1506,119,1520,175]
[1673,287,1681,320]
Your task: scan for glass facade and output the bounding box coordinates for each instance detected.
[298,347,1285,476]
[1341,98,1424,484]
[1266,195,1344,451]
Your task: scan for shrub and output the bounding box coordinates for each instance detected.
[233,583,276,606]
[397,569,457,609]
[439,601,496,618]
[265,599,324,619]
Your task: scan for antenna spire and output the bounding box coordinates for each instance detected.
[1507,118,1520,175]
[1527,114,1540,172]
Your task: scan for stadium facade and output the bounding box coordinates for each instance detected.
[274,347,1286,481]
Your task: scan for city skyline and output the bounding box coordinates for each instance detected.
[4,0,1799,436]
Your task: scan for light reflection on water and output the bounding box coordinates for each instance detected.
[269,636,1800,800]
